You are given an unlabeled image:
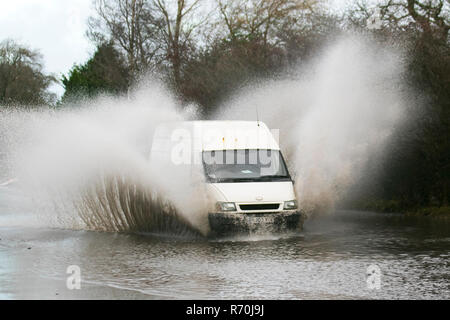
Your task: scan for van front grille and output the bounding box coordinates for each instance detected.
[239,204,280,211]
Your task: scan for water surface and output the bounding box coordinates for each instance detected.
[0,187,448,299]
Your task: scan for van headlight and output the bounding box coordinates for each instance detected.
[216,202,237,212]
[283,200,298,210]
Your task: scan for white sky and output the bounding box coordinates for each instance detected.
[0,0,95,97]
[0,0,353,98]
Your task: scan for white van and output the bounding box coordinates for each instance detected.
[151,120,304,236]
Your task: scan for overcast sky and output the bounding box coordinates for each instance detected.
[0,0,95,97]
[0,0,353,98]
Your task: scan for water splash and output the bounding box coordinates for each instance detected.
[216,34,407,216]
[76,174,202,236]
[0,82,209,234]
[0,34,408,233]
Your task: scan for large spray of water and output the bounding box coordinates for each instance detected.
[216,35,406,215]
[0,34,407,235]
[0,82,208,235]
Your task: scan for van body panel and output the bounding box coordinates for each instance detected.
[151,121,280,158]
[210,181,295,204]
[206,183,228,202]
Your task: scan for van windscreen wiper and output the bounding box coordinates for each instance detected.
[210,176,290,183]
[257,175,291,181]
[215,177,262,183]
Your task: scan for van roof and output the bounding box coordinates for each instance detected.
[152,120,280,152]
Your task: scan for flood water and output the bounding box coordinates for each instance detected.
[0,187,449,300]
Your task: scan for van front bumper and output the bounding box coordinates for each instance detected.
[208,211,305,237]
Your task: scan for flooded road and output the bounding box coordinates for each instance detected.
[0,188,449,299]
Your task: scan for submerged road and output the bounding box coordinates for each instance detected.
[0,187,449,299]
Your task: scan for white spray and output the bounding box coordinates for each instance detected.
[0,82,209,234]
[0,34,407,232]
[216,35,407,215]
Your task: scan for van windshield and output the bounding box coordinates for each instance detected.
[202,149,291,183]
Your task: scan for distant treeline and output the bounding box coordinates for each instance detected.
[0,0,448,211]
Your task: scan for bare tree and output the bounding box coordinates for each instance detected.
[88,0,162,80]
[352,0,449,39]
[0,39,56,107]
[151,0,206,86]
[88,0,207,86]
[216,0,318,46]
